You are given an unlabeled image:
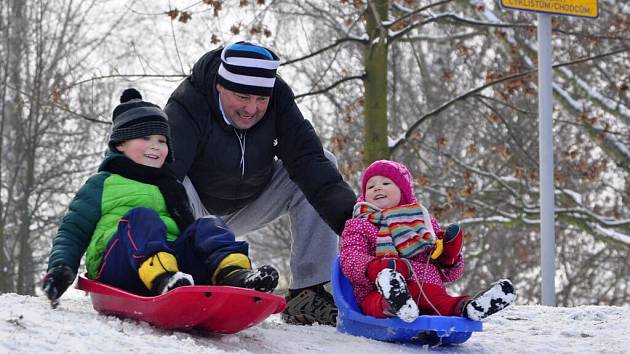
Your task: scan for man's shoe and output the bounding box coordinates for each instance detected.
[217,265,279,293]
[282,284,337,326]
[463,279,516,321]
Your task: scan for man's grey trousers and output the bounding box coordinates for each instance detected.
[183,155,339,289]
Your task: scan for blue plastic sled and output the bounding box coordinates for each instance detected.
[331,256,482,346]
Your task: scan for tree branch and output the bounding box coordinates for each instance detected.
[281,37,368,66]
[385,0,454,30]
[294,74,366,100]
[60,73,186,91]
[389,12,532,43]
[391,47,630,152]
[390,11,628,45]
[389,13,452,42]
[167,0,186,75]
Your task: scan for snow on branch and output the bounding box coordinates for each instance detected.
[594,225,630,245]
[385,0,454,30]
[554,207,630,227]
[400,30,481,42]
[552,66,630,168]
[458,215,516,225]
[392,47,630,152]
[444,153,524,200]
[556,66,630,123]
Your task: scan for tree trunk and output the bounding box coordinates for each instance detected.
[0,0,27,294]
[363,0,389,165]
[0,0,9,293]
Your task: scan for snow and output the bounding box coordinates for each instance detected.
[594,225,630,245]
[161,272,195,294]
[614,137,630,160]
[560,188,583,205]
[470,0,501,23]
[557,66,630,119]
[2,286,629,353]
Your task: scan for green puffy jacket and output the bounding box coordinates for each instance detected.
[47,154,180,279]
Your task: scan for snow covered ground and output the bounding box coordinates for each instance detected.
[1,286,629,354]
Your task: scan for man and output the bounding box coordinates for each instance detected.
[164,41,357,326]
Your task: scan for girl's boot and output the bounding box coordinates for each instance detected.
[463,279,516,321]
[375,269,418,323]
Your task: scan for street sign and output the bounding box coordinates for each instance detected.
[501,0,598,18]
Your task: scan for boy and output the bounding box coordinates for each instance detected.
[43,89,278,308]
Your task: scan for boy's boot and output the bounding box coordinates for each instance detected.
[214,253,279,293]
[282,283,338,326]
[152,272,195,295]
[375,269,418,323]
[139,252,194,295]
[463,279,516,321]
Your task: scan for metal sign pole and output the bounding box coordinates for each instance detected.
[501,0,598,308]
[537,13,556,306]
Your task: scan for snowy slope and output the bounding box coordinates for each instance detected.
[1,286,629,354]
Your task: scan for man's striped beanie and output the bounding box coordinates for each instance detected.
[109,88,174,162]
[217,41,281,96]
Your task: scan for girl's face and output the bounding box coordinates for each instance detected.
[364,175,402,209]
[116,135,168,168]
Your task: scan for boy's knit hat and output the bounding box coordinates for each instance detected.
[361,160,417,206]
[108,88,174,163]
[217,41,281,96]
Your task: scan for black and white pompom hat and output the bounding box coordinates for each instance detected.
[108,88,174,163]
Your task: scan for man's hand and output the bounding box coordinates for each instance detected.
[42,265,75,309]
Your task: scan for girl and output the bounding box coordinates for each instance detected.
[340,160,515,322]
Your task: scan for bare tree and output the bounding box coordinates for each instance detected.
[0,0,117,294]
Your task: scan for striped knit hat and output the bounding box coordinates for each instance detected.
[108,88,174,163]
[217,41,281,96]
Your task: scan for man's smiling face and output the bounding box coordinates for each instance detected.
[216,83,270,130]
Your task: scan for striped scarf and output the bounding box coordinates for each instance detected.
[353,202,436,258]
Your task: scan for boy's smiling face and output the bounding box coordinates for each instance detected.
[364,175,402,209]
[116,135,168,168]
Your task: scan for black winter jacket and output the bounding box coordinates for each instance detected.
[164,48,356,235]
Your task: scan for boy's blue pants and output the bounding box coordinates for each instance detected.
[98,207,248,295]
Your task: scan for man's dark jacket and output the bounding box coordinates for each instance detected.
[164,48,356,235]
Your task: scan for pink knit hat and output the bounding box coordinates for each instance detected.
[360,160,417,206]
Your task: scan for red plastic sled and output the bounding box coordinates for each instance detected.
[76,275,286,334]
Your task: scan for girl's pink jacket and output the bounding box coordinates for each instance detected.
[340,217,464,305]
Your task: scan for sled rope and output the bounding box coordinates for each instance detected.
[414,255,442,316]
